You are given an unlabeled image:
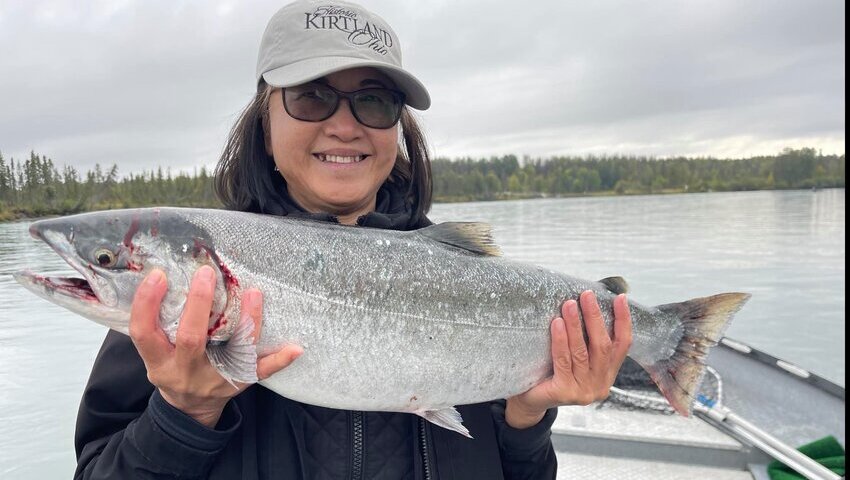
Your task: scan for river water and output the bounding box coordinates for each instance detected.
[0,189,844,477]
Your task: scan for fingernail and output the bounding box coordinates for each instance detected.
[144,270,164,286]
[557,317,567,333]
[567,301,579,317]
[197,265,215,283]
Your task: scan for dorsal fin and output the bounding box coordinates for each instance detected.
[418,222,502,256]
[598,276,629,294]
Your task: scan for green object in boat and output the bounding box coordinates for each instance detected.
[767,435,845,480]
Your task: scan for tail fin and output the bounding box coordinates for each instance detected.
[640,293,750,416]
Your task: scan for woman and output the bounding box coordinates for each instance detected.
[74,1,632,478]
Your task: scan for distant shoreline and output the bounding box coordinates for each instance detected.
[2,147,843,222]
[3,186,842,223]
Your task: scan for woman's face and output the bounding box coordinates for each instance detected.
[267,67,399,224]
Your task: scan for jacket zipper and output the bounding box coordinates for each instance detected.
[351,411,364,480]
[419,418,432,480]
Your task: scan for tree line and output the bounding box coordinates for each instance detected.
[432,148,844,201]
[0,151,217,221]
[0,148,844,221]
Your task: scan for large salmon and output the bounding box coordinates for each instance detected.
[14,207,749,437]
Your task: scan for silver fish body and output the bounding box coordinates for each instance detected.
[14,207,750,436]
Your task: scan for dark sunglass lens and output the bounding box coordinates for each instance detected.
[283,84,337,121]
[352,89,403,128]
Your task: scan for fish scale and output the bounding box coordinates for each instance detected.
[14,207,750,437]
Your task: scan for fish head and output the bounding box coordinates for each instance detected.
[14,208,234,338]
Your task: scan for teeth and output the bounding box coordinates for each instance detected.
[318,154,364,164]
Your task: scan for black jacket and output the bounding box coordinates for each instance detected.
[74,185,558,479]
[75,332,557,479]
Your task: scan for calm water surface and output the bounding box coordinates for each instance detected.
[0,189,844,477]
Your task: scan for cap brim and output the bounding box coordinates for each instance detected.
[262,56,430,110]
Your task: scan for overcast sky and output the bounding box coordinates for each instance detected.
[0,0,844,175]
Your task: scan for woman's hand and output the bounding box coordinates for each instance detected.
[505,290,633,429]
[129,265,303,428]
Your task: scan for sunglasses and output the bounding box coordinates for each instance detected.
[282,82,406,129]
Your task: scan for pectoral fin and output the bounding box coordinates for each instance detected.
[416,406,472,438]
[206,316,258,386]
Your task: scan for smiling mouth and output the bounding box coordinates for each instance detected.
[315,153,369,164]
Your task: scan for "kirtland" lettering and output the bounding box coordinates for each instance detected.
[304,10,393,55]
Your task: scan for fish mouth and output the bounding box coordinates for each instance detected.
[15,225,112,307]
[13,267,128,334]
[13,220,131,333]
[12,271,101,303]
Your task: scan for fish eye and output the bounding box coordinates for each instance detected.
[94,248,117,268]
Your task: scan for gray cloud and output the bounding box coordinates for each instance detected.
[0,0,844,175]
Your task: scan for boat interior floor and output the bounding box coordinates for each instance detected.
[553,404,770,479]
[550,341,845,479]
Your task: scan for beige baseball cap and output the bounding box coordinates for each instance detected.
[256,0,431,110]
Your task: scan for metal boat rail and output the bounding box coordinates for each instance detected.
[551,337,845,479]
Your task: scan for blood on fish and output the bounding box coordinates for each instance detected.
[213,257,239,290]
[208,314,227,336]
[123,215,140,252]
[192,239,210,260]
[36,274,98,302]
[193,239,240,289]
[192,238,240,336]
